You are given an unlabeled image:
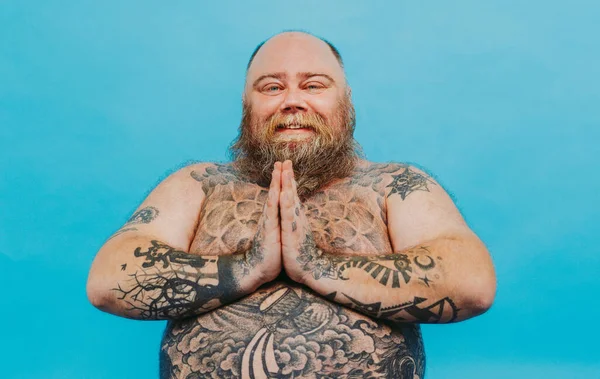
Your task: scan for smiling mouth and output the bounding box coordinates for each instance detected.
[276,124,314,131]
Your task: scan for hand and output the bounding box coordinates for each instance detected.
[245,162,283,287]
[279,160,319,284]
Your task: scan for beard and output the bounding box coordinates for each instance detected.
[229,93,362,199]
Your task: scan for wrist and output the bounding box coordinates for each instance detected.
[301,270,335,296]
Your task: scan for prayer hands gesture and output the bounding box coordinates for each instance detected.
[253,160,317,286]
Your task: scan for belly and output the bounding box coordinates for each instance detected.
[160,280,425,379]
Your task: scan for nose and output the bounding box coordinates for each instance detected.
[280,88,307,114]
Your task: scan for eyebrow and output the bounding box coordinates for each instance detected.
[252,72,335,88]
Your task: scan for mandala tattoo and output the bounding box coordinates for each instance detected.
[349,163,406,195]
[191,163,248,197]
[108,206,159,240]
[189,164,267,255]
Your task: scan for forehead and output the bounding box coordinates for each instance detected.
[246,33,344,85]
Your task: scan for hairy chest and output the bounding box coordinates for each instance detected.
[189,179,393,256]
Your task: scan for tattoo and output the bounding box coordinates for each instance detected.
[189,162,410,258]
[304,163,403,254]
[190,163,247,197]
[419,275,432,287]
[291,221,297,232]
[134,240,213,269]
[114,240,244,319]
[120,264,127,271]
[295,234,335,280]
[189,164,268,255]
[108,206,159,240]
[386,167,436,200]
[241,234,264,275]
[153,163,436,376]
[324,291,337,301]
[297,239,439,289]
[349,163,405,194]
[413,254,436,270]
[128,206,160,224]
[341,293,460,323]
[160,284,425,378]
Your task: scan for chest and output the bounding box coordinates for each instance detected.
[189,180,392,256]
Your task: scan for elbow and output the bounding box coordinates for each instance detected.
[455,240,497,319]
[458,270,497,319]
[86,274,115,312]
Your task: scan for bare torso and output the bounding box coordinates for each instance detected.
[159,161,426,378]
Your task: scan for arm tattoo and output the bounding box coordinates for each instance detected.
[295,237,457,322]
[114,240,252,320]
[386,166,436,200]
[340,292,459,323]
[297,235,439,289]
[108,206,159,240]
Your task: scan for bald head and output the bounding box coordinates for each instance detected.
[247,31,343,71]
[245,32,347,92]
[232,32,358,197]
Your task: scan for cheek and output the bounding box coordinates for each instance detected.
[249,95,280,119]
[310,95,341,120]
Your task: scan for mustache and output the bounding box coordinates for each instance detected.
[263,112,332,137]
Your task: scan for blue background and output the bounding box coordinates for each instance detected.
[1,1,598,378]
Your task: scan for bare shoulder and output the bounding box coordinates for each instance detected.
[374,161,470,248]
[189,162,237,182]
[186,161,249,196]
[102,162,221,247]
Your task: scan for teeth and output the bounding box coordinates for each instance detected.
[278,124,307,129]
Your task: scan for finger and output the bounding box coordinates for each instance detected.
[291,171,299,203]
[280,191,297,236]
[265,164,281,226]
[282,165,293,193]
[282,160,292,188]
[283,161,300,204]
[280,178,295,210]
[270,162,282,195]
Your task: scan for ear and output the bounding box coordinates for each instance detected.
[242,84,250,104]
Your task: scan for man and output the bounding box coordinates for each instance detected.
[87,31,496,379]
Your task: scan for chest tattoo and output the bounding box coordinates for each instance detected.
[190,163,400,256]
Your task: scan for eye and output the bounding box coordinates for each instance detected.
[305,82,326,93]
[262,83,283,94]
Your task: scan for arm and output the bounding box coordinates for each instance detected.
[281,162,496,324]
[86,163,282,320]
